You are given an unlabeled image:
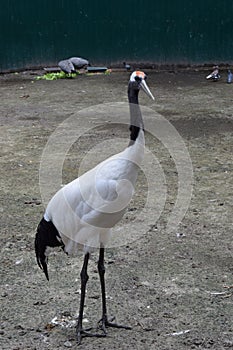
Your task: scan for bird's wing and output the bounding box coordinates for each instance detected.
[206,73,213,79]
[45,143,142,250]
[69,57,89,68]
[58,59,75,73]
[46,167,134,230]
[206,68,219,79]
[45,174,130,252]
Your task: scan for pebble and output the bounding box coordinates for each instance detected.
[140,281,153,288]
[64,340,73,348]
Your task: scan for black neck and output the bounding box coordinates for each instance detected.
[128,82,144,143]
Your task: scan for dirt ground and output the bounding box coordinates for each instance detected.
[0,69,232,350]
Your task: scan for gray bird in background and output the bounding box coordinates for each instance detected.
[58,59,76,74]
[58,57,89,74]
[70,57,89,68]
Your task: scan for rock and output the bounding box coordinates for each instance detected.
[64,340,73,347]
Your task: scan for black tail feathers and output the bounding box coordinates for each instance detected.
[35,217,64,281]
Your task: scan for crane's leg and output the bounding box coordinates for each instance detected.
[97,246,132,334]
[76,252,106,345]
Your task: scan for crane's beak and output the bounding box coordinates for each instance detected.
[140,79,155,100]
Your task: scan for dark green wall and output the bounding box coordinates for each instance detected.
[1,0,233,71]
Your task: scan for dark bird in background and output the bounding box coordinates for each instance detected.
[123,61,131,71]
[227,69,233,83]
[35,71,154,345]
[58,57,89,74]
[206,65,220,81]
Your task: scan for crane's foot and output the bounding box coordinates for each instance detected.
[76,327,106,345]
[98,316,132,335]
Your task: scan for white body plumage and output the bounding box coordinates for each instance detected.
[44,129,145,254]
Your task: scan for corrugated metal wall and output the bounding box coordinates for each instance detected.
[1,0,233,72]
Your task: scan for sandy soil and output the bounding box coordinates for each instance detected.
[0,69,233,350]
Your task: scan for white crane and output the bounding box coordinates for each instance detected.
[35,71,154,345]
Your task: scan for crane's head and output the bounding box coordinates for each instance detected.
[129,71,155,100]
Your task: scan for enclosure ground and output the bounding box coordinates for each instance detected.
[0,69,232,349]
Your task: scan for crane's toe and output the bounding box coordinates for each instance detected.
[98,315,132,335]
[77,327,106,345]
